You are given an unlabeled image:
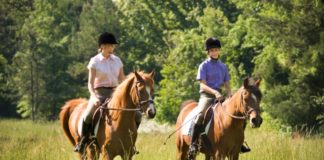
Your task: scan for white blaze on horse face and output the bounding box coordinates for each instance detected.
[145,86,155,112]
[251,93,258,104]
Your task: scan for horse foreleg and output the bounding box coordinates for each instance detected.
[229,154,239,160]
[214,152,225,160]
[101,153,110,160]
[177,145,190,160]
[86,144,100,160]
[102,152,115,160]
[76,153,83,160]
[176,135,190,160]
[101,147,113,160]
[126,153,135,160]
[204,154,214,160]
[176,150,189,160]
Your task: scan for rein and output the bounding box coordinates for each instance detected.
[102,107,141,111]
[98,99,141,112]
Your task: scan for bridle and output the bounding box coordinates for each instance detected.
[221,89,260,120]
[134,81,154,112]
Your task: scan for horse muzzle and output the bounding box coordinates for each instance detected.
[146,104,156,119]
[250,116,263,128]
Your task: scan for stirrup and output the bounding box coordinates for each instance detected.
[74,143,84,152]
[74,137,87,152]
[188,143,198,158]
[240,142,251,153]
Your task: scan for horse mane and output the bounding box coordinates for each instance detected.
[109,73,136,120]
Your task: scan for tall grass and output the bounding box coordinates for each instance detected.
[0,119,323,160]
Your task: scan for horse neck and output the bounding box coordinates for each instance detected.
[217,88,245,129]
[109,78,138,130]
[114,94,137,130]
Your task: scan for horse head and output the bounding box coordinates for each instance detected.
[241,77,263,128]
[133,71,156,119]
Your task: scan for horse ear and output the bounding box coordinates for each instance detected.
[255,78,261,88]
[134,71,144,83]
[243,77,249,89]
[149,70,155,79]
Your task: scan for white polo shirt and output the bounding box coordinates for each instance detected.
[87,53,123,88]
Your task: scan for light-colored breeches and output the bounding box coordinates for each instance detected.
[194,93,215,125]
[82,88,114,123]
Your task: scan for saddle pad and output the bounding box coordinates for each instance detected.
[181,107,200,136]
[181,103,218,136]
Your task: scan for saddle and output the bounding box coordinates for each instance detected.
[90,98,112,137]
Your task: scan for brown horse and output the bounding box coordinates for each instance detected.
[60,71,156,160]
[176,78,262,160]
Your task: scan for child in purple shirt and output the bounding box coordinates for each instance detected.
[189,37,250,156]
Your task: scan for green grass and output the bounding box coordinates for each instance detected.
[0,119,323,160]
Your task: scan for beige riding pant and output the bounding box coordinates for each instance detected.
[83,87,114,123]
[194,92,216,125]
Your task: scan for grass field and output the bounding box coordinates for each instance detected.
[0,119,324,160]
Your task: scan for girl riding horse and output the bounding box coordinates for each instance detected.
[176,77,263,160]
[60,71,156,160]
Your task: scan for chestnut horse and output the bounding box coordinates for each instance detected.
[60,71,156,160]
[176,78,262,160]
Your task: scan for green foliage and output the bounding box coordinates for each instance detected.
[156,30,205,122]
[0,0,32,118]
[248,0,324,131]
[11,0,85,120]
[0,0,323,133]
[16,95,31,118]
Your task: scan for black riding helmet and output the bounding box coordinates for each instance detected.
[205,37,221,51]
[98,32,118,46]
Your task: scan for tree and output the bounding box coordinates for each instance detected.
[12,0,84,120]
[0,0,33,118]
[234,0,324,131]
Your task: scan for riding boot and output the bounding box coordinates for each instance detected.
[240,143,251,153]
[188,123,203,157]
[240,121,251,153]
[74,121,91,152]
[135,121,141,129]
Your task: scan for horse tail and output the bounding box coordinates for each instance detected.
[59,98,87,146]
[179,99,196,111]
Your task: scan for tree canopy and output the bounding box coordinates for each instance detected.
[0,0,323,132]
